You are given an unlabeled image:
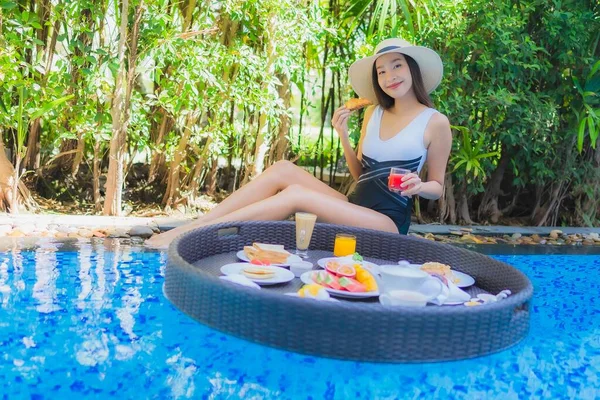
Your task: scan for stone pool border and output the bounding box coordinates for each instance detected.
[1,214,599,247]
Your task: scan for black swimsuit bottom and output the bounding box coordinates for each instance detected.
[348,154,422,234]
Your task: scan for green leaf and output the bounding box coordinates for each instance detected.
[584,104,598,119]
[1,1,18,10]
[587,60,600,81]
[577,117,587,153]
[0,96,7,114]
[398,0,414,38]
[452,159,467,172]
[378,0,391,35]
[30,95,74,119]
[589,117,598,148]
[573,76,583,95]
[475,151,500,160]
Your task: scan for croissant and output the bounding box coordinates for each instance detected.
[344,98,372,111]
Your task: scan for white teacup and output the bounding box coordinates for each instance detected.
[379,266,430,290]
[378,265,445,306]
[290,261,313,278]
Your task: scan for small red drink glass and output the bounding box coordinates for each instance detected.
[388,167,411,193]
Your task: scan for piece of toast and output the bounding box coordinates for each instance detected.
[253,243,289,254]
[244,243,289,264]
[345,98,372,111]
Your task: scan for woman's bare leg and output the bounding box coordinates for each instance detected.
[146,161,348,248]
[196,160,346,224]
[147,184,397,248]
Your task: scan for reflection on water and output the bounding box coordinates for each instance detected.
[33,241,61,314]
[0,238,598,399]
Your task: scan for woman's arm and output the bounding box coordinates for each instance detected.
[332,105,375,180]
[400,113,452,200]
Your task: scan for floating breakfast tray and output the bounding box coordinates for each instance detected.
[164,221,533,363]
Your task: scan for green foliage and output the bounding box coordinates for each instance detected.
[0,0,599,224]
[451,125,499,184]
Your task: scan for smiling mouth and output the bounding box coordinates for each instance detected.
[387,82,403,89]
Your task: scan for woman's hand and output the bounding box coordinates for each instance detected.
[331,106,352,139]
[400,173,423,197]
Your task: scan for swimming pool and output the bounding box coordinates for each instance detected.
[0,239,598,399]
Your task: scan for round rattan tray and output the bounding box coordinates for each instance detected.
[165,221,533,363]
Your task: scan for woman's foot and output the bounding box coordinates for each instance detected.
[144,229,184,249]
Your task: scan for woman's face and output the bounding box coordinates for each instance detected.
[375,53,413,99]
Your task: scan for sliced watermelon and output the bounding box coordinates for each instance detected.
[250,258,271,266]
[337,276,367,292]
[322,273,342,290]
[314,271,330,286]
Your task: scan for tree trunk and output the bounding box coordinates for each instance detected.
[103,0,143,215]
[439,172,456,224]
[533,183,562,226]
[0,140,35,213]
[186,136,212,203]
[148,109,173,184]
[71,134,85,177]
[24,15,60,170]
[501,189,520,216]
[24,119,42,170]
[530,185,544,222]
[240,13,277,184]
[477,149,509,223]
[269,73,291,162]
[180,0,197,31]
[205,157,218,196]
[240,112,261,185]
[93,140,102,212]
[414,198,424,223]
[457,180,472,225]
[162,112,197,208]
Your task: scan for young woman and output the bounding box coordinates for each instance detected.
[146,38,452,248]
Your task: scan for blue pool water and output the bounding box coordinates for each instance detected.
[0,239,599,399]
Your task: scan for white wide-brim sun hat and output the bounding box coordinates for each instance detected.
[348,38,443,105]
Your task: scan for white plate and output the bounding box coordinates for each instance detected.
[409,265,475,288]
[236,250,302,267]
[316,257,380,275]
[300,271,380,299]
[450,271,475,288]
[220,263,295,285]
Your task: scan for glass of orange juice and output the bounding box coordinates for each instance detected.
[333,234,356,257]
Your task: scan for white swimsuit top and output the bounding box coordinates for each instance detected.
[361,106,438,173]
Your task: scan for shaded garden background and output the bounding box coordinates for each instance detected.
[0,0,599,226]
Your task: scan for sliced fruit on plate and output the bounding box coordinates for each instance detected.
[325,261,340,274]
[337,276,367,292]
[312,271,328,286]
[250,258,271,266]
[336,265,356,278]
[322,273,342,290]
[355,267,378,291]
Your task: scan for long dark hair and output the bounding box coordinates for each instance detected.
[371,54,433,109]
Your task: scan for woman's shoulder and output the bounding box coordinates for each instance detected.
[424,110,451,146]
[428,110,450,130]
